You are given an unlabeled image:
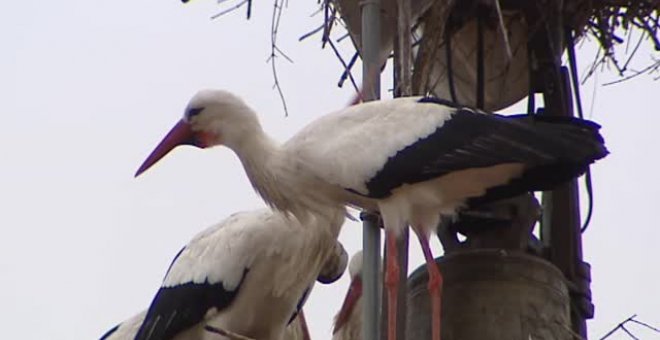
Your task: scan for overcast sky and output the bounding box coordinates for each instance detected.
[1,1,659,339]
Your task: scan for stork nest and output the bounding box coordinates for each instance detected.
[568,0,660,80]
[432,0,660,82]
[203,0,660,82]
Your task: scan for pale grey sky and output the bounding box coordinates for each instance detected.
[1,1,659,339]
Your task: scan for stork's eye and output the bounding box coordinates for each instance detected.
[186,107,204,119]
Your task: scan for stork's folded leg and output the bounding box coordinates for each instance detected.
[385,230,400,340]
[412,227,443,340]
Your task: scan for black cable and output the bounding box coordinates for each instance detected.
[566,28,595,233]
[445,27,458,103]
[476,12,485,109]
[527,41,536,115]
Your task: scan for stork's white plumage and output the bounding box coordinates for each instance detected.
[100,311,147,340]
[135,90,608,340]
[332,251,365,340]
[100,208,345,340]
[100,309,313,340]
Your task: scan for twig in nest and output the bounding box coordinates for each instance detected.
[598,314,660,339]
[492,0,512,61]
[582,2,660,82]
[339,52,360,88]
[602,58,660,85]
[599,314,637,339]
[299,24,325,41]
[267,0,292,116]
[322,0,339,48]
[327,39,360,93]
[308,3,324,17]
[211,0,251,20]
[629,318,660,333]
[620,325,641,340]
[204,325,255,340]
[336,32,351,43]
[581,41,606,84]
[621,29,646,72]
[298,1,337,45]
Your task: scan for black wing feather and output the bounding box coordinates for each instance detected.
[365,98,608,202]
[134,270,248,340]
[287,286,312,325]
[99,324,120,340]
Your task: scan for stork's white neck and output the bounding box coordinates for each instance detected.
[232,131,284,204]
[231,129,345,233]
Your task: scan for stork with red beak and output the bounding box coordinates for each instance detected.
[136,89,608,340]
[332,251,366,340]
[100,208,347,340]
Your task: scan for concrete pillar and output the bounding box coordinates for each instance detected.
[406,250,571,340]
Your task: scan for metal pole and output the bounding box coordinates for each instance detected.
[361,0,381,100]
[362,212,381,340]
[361,0,382,339]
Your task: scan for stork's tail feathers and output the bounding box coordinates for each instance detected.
[511,114,607,160]
[469,114,608,206]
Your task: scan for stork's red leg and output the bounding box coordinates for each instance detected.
[412,228,442,340]
[297,309,311,340]
[385,230,400,340]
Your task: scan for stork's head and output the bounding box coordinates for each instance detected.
[317,241,349,284]
[135,89,260,177]
[333,251,364,334]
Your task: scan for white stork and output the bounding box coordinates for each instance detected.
[100,208,346,340]
[135,90,608,340]
[332,251,365,340]
[100,308,311,340]
[100,311,146,340]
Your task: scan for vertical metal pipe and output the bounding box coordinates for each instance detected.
[361,0,382,100]
[362,212,381,340]
[395,0,412,96]
[361,0,382,339]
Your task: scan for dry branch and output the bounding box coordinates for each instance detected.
[268,0,292,116]
[210,0,252,20]
[573,0,660,81]
[599,314,660,340]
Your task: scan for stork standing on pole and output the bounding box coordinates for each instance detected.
[99,208,347,340]
[136,90,608,340]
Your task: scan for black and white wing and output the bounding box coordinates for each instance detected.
[99,311,146,340]
[288,96,607,201]
[134,211,268,340]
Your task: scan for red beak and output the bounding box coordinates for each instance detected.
[333,276,363,334]
[135,119,195,177]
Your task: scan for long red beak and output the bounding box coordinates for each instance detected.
[135,119,195,177]
[333,276,363,334]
